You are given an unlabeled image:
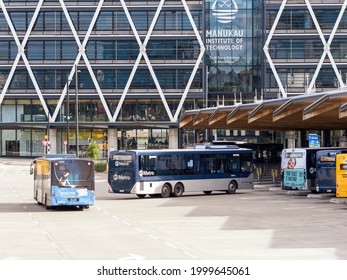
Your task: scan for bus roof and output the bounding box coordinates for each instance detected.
[33,154,93,162]
[110,147,252,156]
[41,154,77,159]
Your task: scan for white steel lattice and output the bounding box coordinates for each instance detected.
[0,0,205,123]
[263,0,347,98]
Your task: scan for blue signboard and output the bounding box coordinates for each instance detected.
[309,133,320,148]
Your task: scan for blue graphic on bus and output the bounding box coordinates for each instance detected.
[51,186,95,206]
[283,169,306,188]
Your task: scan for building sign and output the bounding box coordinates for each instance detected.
[205,0,245,65]
[309,133,320,148]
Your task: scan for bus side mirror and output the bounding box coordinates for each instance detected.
[30,161,35,175]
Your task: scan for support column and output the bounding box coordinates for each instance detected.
[107,128,118,155]
[286,131,297,148]
[48,128,57,154]
[169,128,179,149]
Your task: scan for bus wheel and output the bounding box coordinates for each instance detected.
[173,183,184,197]
[161,184,171,198]
[226,181,237,194]
[203,191,212,195]
[136,194,147,198]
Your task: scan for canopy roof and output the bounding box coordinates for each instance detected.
[179,90,347,131]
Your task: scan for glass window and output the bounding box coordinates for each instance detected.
[27,41,44,60]
[0,13,9,32]
[96,41,114,60]
[45,11,61,31]
[154,12,164,30]
[79,11,94,31]
[95,69,114,89]
[166,11,178,30]
[116,69,131,89]
[96,11,113,31]
[116,40,130,59]
[10,12,27,31]
[45,41,60,60]
[62,41,77,59]
[116,12,130,30]
[70,12,78,30]
[33,12,44,31]
[10,41,17,60]
[1,103,16,122]
[0,41,9,60]
[131,11,148,31]
[86,41,96,59]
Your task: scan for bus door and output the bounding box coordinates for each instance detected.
[315,150,339,193]
[239,153,254,188]
[108,152,135,193]
[336,154,347,197]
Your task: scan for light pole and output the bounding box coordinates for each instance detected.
[75,64,80,157]
[66,79,70,154]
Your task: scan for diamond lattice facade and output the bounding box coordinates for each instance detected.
[1,0,347,156]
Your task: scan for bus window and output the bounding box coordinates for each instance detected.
[182,154,194,175]
[139,155,157,172]
[52,160,94,190]
[156,155,180,175]
[227,155,240,173]
[241,153,253,172]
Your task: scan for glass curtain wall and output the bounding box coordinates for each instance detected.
[205,0,261,105]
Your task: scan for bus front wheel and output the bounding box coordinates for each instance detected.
[227,181,237,194]
[172,183,184,197]
[161,184,171,198]
[136,194,147,198]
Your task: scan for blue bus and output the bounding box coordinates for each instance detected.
[30,155,95,209]
[313,149,347,193]
[108,145,254,198]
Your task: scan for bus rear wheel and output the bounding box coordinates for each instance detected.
[172,183,184,197]
[226,181,237,194]
[203,191,212,195]
[161,184,171,198]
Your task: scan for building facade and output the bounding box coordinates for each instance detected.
[0,0,346,157]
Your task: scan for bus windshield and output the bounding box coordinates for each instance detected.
[52,159,94,189]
